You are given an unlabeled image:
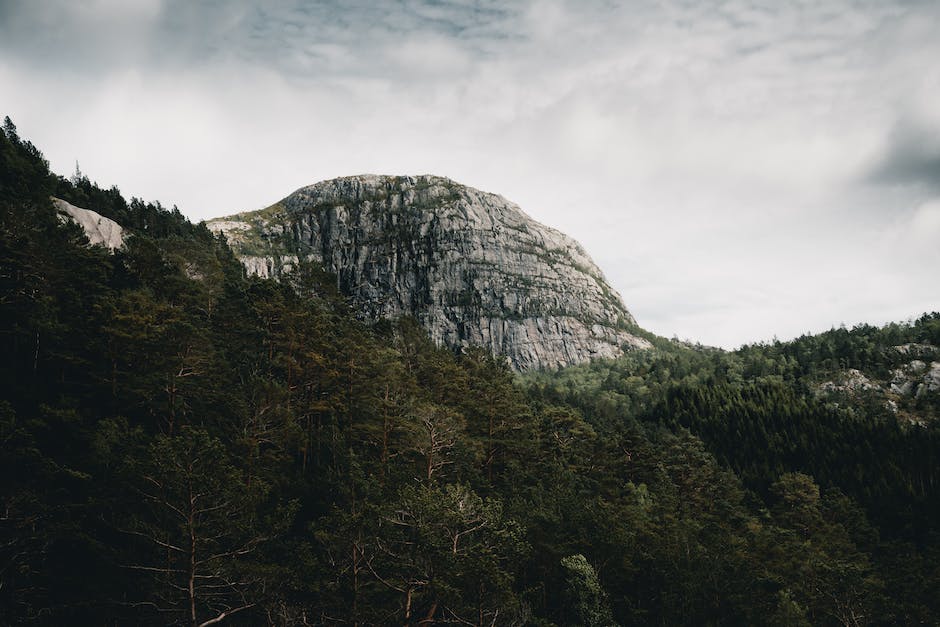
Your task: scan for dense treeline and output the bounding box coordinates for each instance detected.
[3,117,940,625]
[650,381,940,537]
[525,318,940,624]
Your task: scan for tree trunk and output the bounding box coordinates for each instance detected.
[417,601,438,626]
[381,383,390,482]
[404,587,413,626]
[487,411,494,483]
[188,476,197,627]
[352,532,361,626]
[32,329,40,374]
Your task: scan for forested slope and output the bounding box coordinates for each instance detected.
[3,117,939,625]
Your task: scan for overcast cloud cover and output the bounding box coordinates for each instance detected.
[1,0,938,348]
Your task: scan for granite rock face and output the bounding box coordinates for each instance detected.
[207,175,651,370]
[53,197,124,250]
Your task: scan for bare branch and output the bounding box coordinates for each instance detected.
[197,603,255,627]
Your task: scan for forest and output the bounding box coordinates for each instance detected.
[2,116,940,625]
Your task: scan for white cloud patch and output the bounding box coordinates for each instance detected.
[1,0,939,348]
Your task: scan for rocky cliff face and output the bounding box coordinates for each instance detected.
[206,175,651,370]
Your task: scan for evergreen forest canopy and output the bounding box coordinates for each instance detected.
[2,116,940,625]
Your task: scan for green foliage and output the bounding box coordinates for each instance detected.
[3,117,940,625]
[560,554,617,626]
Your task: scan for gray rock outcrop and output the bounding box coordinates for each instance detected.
[207,175,651,370]
[921,362,940,396]
[817,368,878,396]
[888,359,940,398]
[53,197,124,250]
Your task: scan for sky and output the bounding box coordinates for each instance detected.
[2,0,939,348]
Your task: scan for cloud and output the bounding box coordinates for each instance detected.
[1,0,939,348]
[0,0,162,71]
[868,118,940,191]
[0,0,520,80]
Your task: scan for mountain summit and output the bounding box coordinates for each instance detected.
[207,175,651,370]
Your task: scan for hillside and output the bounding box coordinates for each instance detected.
[3,117,940,625]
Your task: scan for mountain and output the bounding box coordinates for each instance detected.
[206,174,652,370]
